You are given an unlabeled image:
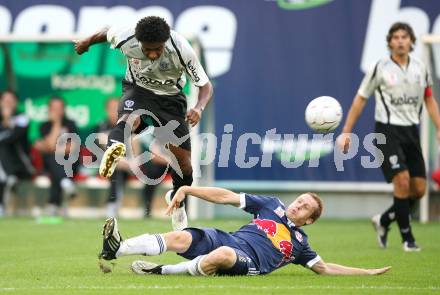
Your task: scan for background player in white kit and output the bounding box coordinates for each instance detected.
[74,16,213,231]
[337,22,440,251]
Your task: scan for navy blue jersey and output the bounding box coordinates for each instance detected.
[231,193,320,274]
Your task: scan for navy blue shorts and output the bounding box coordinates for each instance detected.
[179,227,260,276]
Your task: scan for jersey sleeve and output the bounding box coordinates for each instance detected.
[171,32,209,87]
[107,25,135,50]
[293,240,321,268]
[238,193,278,214]
[357,62,380,99]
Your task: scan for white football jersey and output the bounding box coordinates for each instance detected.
[358,56,432,126]
[107,26,209,96]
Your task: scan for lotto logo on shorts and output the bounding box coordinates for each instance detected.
[389,155,400,169]
[124,100,134,111]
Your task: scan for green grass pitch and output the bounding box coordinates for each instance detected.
[0,218,439,294]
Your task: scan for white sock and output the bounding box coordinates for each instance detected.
[161,261,193,275]
[187,255,208,276]
[116,234,166,257]
[106,202,118,218]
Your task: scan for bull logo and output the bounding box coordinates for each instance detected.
[253,219,294,260]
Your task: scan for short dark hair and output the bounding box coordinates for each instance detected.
[135,16,170,43]
[386,22,416,51]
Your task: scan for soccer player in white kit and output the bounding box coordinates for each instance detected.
[74,16,213,231]
[337,22,440,251]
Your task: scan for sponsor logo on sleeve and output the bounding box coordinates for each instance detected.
[187,60,201,82]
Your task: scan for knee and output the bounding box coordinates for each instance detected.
[412,185,426,199]
[207,246,236,267]
[163,231,192,252]
[394,173,410,193]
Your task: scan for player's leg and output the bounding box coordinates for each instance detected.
[106,170,125,218]
[409,177,426,213]
[171,246,238,276]
[371,124,403,248]
[142,162,168,217]
[391,171,420,251]
[131,228,258,276]
[395,134,426,251]
[154,100,192,230]
[406,138,427,213]
[99,113,135,178]
[132,246,257,276]
[99,217,194,260]
[165,145,192,230]
[99,82,144,178]
[169,145,193,195]
[197,246,238,275]
[131,228,207,275]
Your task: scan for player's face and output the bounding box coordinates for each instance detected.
[0,92,17,111]
[48,100,65,120]
[141,41,165,61]
[286,194,319,226]
[389,29,412,56]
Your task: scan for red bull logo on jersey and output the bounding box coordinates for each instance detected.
[253,219,294,260]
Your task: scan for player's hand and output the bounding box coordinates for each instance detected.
[186,108,202,127]
[165,188,186,216]
[73,39,91,55]
[336,133,351,154]
[368,266,391,275]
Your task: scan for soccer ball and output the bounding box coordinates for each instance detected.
[305,96,343,133]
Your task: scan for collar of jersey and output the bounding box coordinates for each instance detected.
[287,218,296,228]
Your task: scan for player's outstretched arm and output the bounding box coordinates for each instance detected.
[336,94,367,153]
[73,27,109,55]
[310,259,391,275]
[166,186,240,214]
